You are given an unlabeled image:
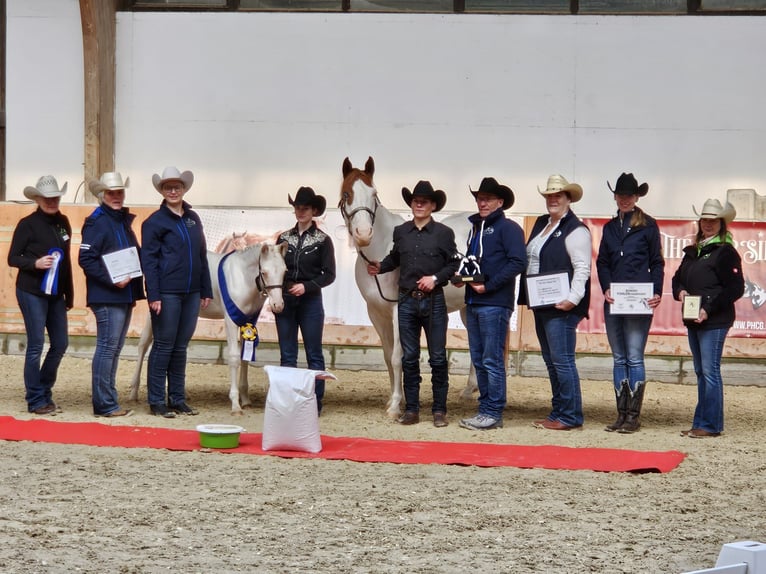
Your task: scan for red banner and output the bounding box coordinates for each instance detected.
[580,218,766,338]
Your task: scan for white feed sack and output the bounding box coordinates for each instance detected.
[262,365,337,453]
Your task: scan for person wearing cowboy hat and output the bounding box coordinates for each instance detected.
[519,174,590,431]
[275,186,336,414]
[367,180,459,427]
[78,172,145,418]
[457,177,526,431]
[8,175,74,415]
[672,198,744,438]
[141,167,213,418]
[597,173,665,434]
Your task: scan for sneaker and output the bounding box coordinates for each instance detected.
[169,402,199,416]
[150,404,176,418]
[459,413,503,430]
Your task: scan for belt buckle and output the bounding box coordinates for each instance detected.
[412,289,426,300]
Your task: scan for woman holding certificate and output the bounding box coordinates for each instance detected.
[520,175,591,431]
[8,176,73,415]
[79,172,145,417]
[597,173,665,434]
[672,199,744,438]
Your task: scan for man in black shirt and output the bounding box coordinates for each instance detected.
[367,181,459,427]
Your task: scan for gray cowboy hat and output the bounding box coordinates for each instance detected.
[607,172,648,197]
[289,186,327,217]
[470,177,515,210]
[152,166,194,193]
[401,180,447,212]
[693,198,736,224]
[537,174,583,203]
[23,175,68,200]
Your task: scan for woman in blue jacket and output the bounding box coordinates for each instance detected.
[79,172,145,417]
[597,173,665,433]
[141,167,213,418]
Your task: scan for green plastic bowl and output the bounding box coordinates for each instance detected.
[196,424,245,449]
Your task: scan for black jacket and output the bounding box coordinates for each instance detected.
[8,208,74,307]
[277,223,335,296]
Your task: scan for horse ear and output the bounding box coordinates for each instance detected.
[277,242,288,256]
[365,156,375,176]
[342,157,352,178]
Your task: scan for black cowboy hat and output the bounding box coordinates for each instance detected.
[288,186,327,216]
[401,180,447,212]
[469,177,515,210]
[607,172,649,197]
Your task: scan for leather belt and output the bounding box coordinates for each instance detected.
[400,288,440,300]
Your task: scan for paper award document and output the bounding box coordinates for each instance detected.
[525,272,570,308]
[610,282,653,315]
[682,295,702,321]
[102,246,143,283]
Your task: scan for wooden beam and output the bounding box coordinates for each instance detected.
[1,0,6,200]
[80,0,118,198]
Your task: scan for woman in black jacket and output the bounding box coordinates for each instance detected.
[79,172,145,417]
[597,173,665,433]
[275,187,336,413]
[8,176,73,415]
[672,199,744,438]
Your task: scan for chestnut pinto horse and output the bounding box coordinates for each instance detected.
[339,157,478,418]
[128,243,287,415]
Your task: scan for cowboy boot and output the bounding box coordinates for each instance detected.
[604,380,629,432]
[618,382,646,434]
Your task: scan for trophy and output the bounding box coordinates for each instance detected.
[451,254,486,285]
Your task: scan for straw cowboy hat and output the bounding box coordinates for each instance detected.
[607,172,648,197]
[288,186,327,217]
[88,172,130,199]
[152,166,194,193]
[23,175,68,200]
[538,174,583,203]
[401,180,447,212]
[470,177,515,210]
[693,198,736,224]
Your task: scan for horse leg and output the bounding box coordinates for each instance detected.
[458,306,479,400]
[367,302,402,419]
[128,316,153,402]
[238,361,252,410]
[224,320,245,416]
[389,306,404,417]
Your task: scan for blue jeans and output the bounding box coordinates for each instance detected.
[398,290,449,414]
[16,288,69,411]
[466,304,511,420]
[147,293,200,407]
[534,311,584,427]
[604,308,653,393]
[687,326,728,434]
[91,304,132,415]
[275,293,326,409]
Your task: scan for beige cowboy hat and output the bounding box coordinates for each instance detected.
[693,198,736,224]
[23,175,68,200]
[88,172,130,199]
[152,166,194,193]
[538,174,583,203]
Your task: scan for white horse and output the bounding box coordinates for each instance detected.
[128,242,288,415]
[339,156,478,418]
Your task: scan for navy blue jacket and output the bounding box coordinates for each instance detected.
[596,209,665,296]
[79,205,146,306]
[463,208,527,309]
[141,201,213,302]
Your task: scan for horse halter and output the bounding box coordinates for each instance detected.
[338,189,380,229]
[255,270,282,297]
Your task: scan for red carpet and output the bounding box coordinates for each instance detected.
[0,416,684,473]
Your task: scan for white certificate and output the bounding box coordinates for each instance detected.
[610,282,654,315]
[102,246,143,283]
[683,295,702,321]
[525,272,570,308]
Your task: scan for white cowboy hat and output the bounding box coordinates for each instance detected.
[538,174,583,203]
[152,166,194,193]
[88,172,130,198]
[693,199,736,224]
[23,175,68,200]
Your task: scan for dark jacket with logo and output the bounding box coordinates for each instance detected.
[277,222,336,296]
[79,204,146,306]
[672,236,744,330]
[141,201,213,302]
[8,208,74,307]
